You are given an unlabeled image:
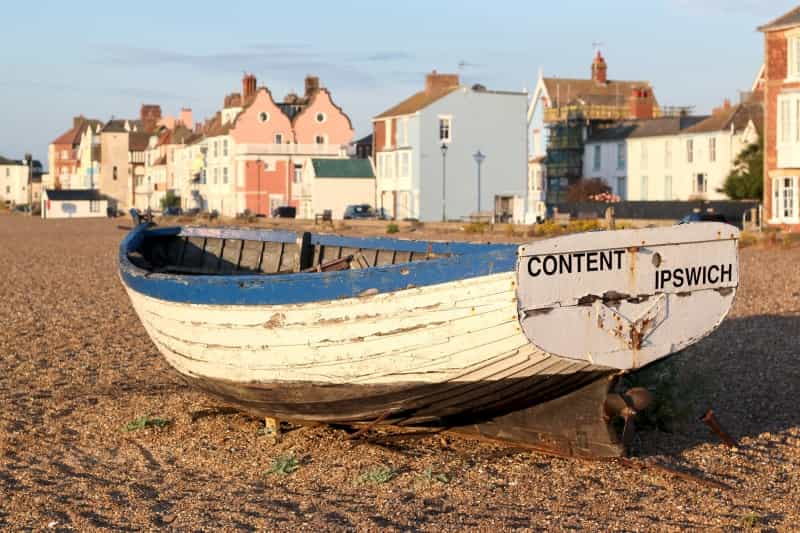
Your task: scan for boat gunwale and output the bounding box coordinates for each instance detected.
[119,223,520,306]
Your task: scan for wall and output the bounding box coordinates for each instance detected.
[626,129,750,202]
[418,88,528,221]
[293,89,354,146]
[551,199,759,227]
[312,178,375,219]
[0,164,29,205]
[243,159,291,215]
[583,140,628,199]
[98,132,132,210]
[43,198,107,219]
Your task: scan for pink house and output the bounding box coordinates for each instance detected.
[225,74,354,217]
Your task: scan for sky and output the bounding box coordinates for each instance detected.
[0,0,795,166]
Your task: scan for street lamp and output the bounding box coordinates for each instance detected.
[24,153,32,216]
[472,150,486,213]
[440,142,448,222]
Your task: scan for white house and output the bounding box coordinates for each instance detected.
[308,158,376,219]
[627,103,761,201]
[527,156,547,222]
[372,71,528,222]
[42,189,108,219]
[583,122,639,200]
[0,156,42,207]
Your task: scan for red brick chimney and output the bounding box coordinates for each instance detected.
[591,51,608,84]
[628,88,654,120]
[425,70,460,94]
[242,73,257,100]
[304,75,320,97]
[140,104,162,132]
[72,115,87,129]
[711,98,734,115]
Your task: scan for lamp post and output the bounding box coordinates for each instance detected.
[440,142,448,222]
[472,150,486,214]
[24,153,32,216]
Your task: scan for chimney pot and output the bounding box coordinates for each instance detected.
[592,51,608,84]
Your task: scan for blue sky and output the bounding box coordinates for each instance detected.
[0,0,794,165]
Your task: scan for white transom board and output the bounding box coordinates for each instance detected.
[516,222,740,370]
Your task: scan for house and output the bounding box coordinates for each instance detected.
[758,7,800,229]
[138,125,194,211]
[583,121,638,200]
[372,71,527,222]
[624,101,761,201]
[97,111,154,212]
[48,116,102,190]
[0,156,43,207]
[41,189,108,219]
[308,158,375,219]
[528,52,660,203]
[352,133,373,159]
[174,73,354,218]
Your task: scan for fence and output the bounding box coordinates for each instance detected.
[551,200,760,228]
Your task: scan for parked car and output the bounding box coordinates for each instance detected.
[679,212,728,224]
[272,206,297,218]
[343,204,377,220]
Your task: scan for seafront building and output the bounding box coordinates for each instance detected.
[372,71,528,222]
[0,156,42,207]
[759,6,800,230]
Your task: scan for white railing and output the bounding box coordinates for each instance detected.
[236,143,344,156]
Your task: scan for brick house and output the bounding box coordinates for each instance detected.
[759,7,800,230]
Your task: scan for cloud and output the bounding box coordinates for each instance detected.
[96,44,378,88]
[364,51,413,62]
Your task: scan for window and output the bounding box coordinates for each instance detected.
[640,176,648,200]
[398,151,410,178]
[61,150,68,160]
[788,35,800,79]
[213,167,218,184]
[398,117,409,146]
[640,143,648,169]
[438,116,452,142]
[293,164,302,184]
[222,167,228,184]
[664,140,672,169]
[258,111,270,123]
[694,173,707,194]
[664,175,672,200]
[315,135,325,145]
[315,112,326,123]
[617,176,626,200]
[687,139,694,163]
[384,120,391,149]
[213,141,218,158]
[593,145,601,171]
[773,177,798,221]
[4,168,8,177]
[223,139,228,157]
[617,143,625,170]
[113,166,118,180]
[89,201,99,213]
[4,186,9,194]
[709,138,716,162]
[275,133,283,144]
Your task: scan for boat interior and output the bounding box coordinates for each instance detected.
[127,227,453,276]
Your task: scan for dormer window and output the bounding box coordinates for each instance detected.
[258,111,270,123]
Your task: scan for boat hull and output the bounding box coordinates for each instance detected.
[125,271,613,426]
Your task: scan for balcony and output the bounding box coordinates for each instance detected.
[236,143,345,157]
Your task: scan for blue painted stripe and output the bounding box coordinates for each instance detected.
[119,224,518,306]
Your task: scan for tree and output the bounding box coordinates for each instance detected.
[160,190,181,210]
[566,178,613,202]
[722,137,763,200]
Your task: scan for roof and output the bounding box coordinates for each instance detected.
[683,102,763,135]
[586,121,640,143]
[354,133,373,145]
[45,189,108,201]
[758,6,800,32]
[627,115,708,138]
[51,119,103,147]
[0,156,42,167]
[542,78,657,109]
[311,158,374,178]
[374,86,459,119]
[129,132,150,152]
[102,119,144,133]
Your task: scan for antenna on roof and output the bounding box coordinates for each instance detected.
[592,41,605,55]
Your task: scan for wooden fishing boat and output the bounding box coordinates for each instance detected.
[119,213,739,457]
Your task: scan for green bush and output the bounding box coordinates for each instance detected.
[160,190,181,210]
[386,223,399,234]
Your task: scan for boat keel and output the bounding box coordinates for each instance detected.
[451,375,629,458]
